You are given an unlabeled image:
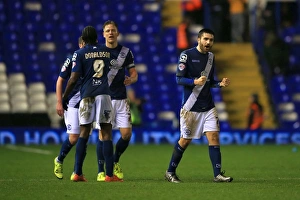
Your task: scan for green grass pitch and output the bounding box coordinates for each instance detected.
[0,144,299,200]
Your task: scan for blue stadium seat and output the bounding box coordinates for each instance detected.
[21,22,38,32]
[269,75,290,102]
[271,75,285,84]
[287,74,300,93]
[0,1,6,29]
[27,42,37,53]
[26,71,43,83]
[56,1,73,12]
[41,1,56,13]
[21,32,36,44]
[24,11,42,24]
[116,2,125,12]
[6,62,22,74]
[281,121,300,130]
[42,22,54,32]
[37,31,54,42]
[12,52,21,63]
[272,92,291,104]
[279,25,300,44]
[7,1,23,20]
[97,12,110,23]
[31,62,41,73]
[24,53,37,66]
[129,23,141,33]
[81,13,93,24]
[44,73,58,92]
[134,54,144,64]
[130,43,141,54]
[0,1,4,11]
[0,0,230,129]
[3,31,18,42]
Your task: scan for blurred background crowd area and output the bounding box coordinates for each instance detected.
[0,0,299,130]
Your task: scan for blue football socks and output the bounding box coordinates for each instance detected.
[209,145,221,177]
[103,140,114,177]
[75,137,88,176]
[96,139,105,173]
[58,138,73,163]
[167,142,185,173]
[114,137,130,163]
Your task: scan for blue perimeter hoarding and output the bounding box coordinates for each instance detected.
[0,127,300,145]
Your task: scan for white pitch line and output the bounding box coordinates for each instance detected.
[235,177,300,180]
[5,145,53,155]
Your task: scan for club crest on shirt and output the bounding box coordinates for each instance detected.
[178,63,186,71]
[120,51,126,58]
[179,53,187,63]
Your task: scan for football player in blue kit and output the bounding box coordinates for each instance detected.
[62,26,122,182]
[96,20,138,182]
[53,36,84,179]
[164,28,233,183]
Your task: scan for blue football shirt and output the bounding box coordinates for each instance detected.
[59,54,81,107]
[71,44,111,99]
[104,44,135,100]
[176,47,221,112]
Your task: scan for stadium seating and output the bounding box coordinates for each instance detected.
[0,1,231,128]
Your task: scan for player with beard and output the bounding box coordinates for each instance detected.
[164,28,233,183]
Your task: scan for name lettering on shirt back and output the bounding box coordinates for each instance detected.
[85,51,110,59]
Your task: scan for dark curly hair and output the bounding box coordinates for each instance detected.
[81,25,97,45]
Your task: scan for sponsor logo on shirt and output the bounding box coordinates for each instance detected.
[178,63,186,71]
[109,59,122,70]
[92,79,102,86]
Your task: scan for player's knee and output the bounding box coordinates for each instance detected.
[178,138,191,148]
[99,124,112,140]
[120,128,132,141]
[122,134,131,141]
[206,131,220,145]
[69,134,79,145]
